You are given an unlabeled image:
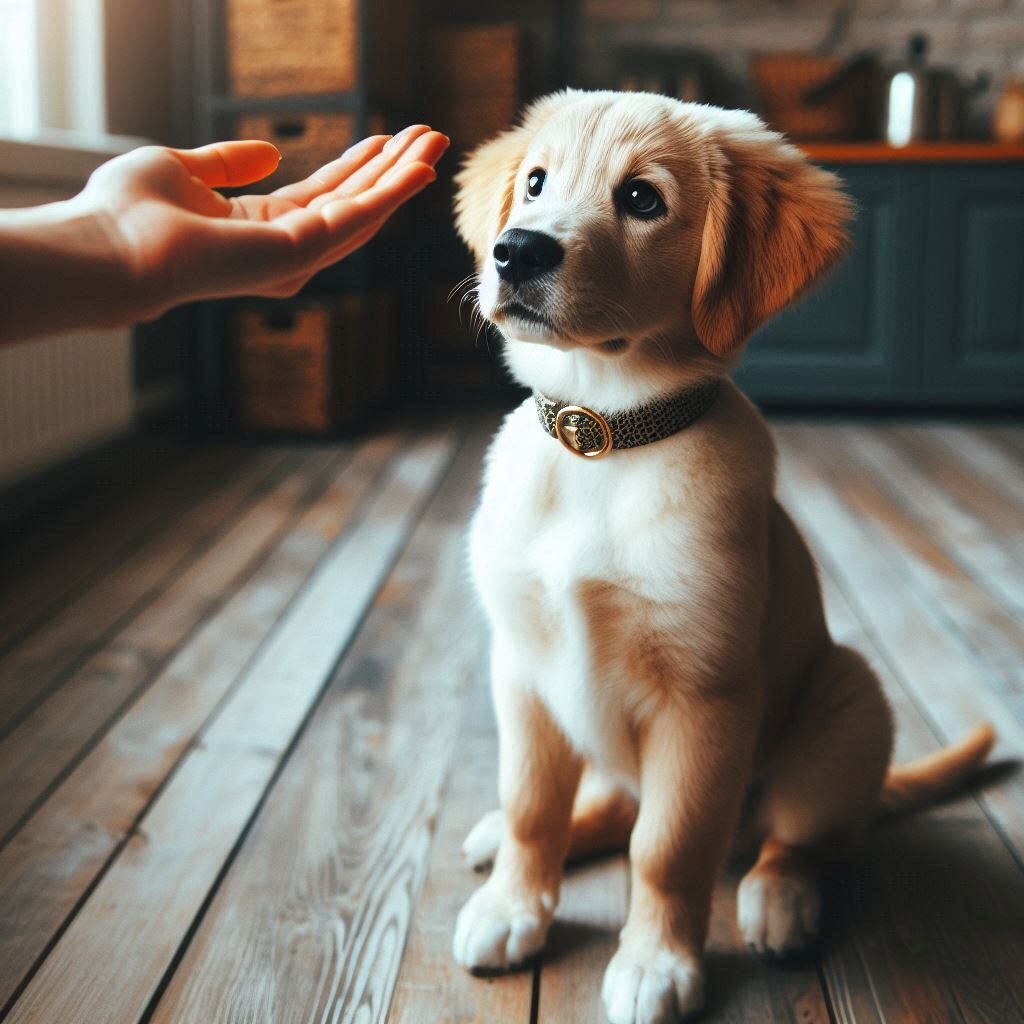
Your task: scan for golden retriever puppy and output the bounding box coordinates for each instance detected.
[451,89,994,1024]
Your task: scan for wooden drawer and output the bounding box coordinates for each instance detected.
[234,295,396,434]
[226,0,358,97]
[233,113,355,192]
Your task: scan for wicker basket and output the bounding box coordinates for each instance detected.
[233,113,354,192]
[750,53,878,141]
[225,0,358,97]
[234,296,393,435]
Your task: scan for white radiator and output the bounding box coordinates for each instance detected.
[0,135,142,487]
[0,329,135,486]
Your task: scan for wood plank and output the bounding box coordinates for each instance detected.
[538,858,628,1023]
[803,425,1024,697]
[388,680,537,1024]
[931,424,1024,516]
[388,454,536,1024]
[887,425,1024,566]
[0,442,238,656]
[0,447,290,735]
[2,432,457,1024]
[814,558,1024,1024]
[0,448,339,844]
[846,424,1024,619]
[986,425,1024,461]
[773,426,1024,859]
[0,434,401,1012]
[151,434,492,1024]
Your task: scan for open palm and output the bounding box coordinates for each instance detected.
[82,125,448,320]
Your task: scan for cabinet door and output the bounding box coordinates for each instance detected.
[923,168,1024,404]
[734,166,923,405]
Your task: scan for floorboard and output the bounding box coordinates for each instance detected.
[776,427,1024,860]
[0,448,337,843]
[0,441,234,655]
[388,652,537,1024]
[0,417,1021,1024]
[3,432,456,1024]
[0,448,289,734]
[0,434,401,1012]
[150,433,487,1024]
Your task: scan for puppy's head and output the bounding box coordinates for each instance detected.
[455,90,851,389]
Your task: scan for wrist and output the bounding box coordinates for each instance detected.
[0,197,135,343]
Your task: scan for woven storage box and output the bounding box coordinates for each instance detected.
[234,113,354,192]
[234,297,383,434]
[226,0,358,97]
[750,53,878,141]
[226,0,415,102]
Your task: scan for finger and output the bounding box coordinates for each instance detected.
[180,175,234,218]
[314,125,435,205]
[173,163,436,302]
[309,130,448,211]
[318,162,437,241]
[271,133,391,207]
[268,214,390,296]
[169,141,281,187]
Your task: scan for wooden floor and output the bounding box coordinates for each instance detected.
[1,416,1022,1024]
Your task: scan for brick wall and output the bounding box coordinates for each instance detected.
[577,0,1024,132]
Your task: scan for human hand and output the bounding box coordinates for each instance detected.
[76,125,448,322]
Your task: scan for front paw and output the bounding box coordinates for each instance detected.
[453,877,555,971]
[602,940,704,1024]
[462,809,504,870]
[737,868,820,956]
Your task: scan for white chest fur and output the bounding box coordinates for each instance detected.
[469,400,711,785]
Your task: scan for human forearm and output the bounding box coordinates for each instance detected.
[0,131,447,346]
[0,198,131,345]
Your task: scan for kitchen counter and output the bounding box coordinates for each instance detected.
[735,153,1024,407]
[799,141,1024,163]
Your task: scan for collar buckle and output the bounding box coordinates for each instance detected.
[554,405,613,459]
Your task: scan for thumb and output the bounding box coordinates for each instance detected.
[168,141,282,188]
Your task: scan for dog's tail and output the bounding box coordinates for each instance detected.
[878,723,996,815]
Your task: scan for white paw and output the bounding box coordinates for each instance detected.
[453,878,554,971]
[462,809,504,870]
[737,870,820,956]
[601,942,704,1024]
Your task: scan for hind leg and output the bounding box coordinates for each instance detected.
[463,764,637,870]
[738,644,893,955]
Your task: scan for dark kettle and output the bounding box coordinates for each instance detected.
[883,34,989,145]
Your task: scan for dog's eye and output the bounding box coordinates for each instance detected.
[620,179,665,219]
[526,169,546,201]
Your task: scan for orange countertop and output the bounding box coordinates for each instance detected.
[798,142,1024,163]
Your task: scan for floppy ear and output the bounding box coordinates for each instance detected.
[454,126,529,264]
[692,109,852,357]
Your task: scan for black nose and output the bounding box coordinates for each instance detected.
[493,229,563,286]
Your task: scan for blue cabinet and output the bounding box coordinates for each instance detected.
[734,162,1024,408]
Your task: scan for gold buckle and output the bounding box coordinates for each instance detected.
[554,405,613,459]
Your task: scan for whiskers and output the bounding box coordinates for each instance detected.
[447,274,494,351]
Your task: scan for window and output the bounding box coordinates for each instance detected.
[0,0,39,135]
[0,0,106,138]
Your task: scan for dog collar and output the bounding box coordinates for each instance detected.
[533,379,721,459]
